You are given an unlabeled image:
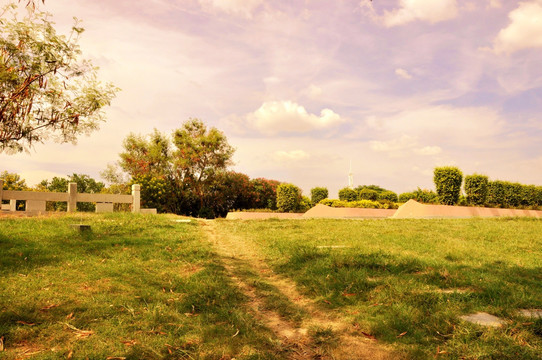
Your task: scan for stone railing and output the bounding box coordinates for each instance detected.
[0,180,141,214]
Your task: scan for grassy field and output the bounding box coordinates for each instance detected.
[0,214,282,359]
[218,218,542,359]
[0,215,541,359]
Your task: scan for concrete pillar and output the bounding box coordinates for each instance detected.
[132,184,140,213]
[9,200,16,212]
[68,182,77,212]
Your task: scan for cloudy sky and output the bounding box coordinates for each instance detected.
[2,0,542,197]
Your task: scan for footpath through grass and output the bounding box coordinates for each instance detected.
[218,218,542,359]
[0,214,281,359]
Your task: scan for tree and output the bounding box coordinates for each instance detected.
[172,118,234,209]
[251,178,280,210]
[40,173,104,211]
[0,2,118,153]
[119,130,171,178]
[1,170,27,209]
[1,170,27,190]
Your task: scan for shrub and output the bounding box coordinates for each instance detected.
[536,186,542,206]
[398,188,439,204]
[299,196,312,212]
[464,174,489,206]
[521,185,538,208]
[358,188,378,201]
[277,183,302,212]
[433,167,463,205]
[338,187,357,202]
[378,190,398,202]
[311,187,328,206]
[132,174,169,213]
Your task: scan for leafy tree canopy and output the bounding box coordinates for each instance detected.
[1,170,27,190]
[0,2,118,153]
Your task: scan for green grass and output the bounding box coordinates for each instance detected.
[0,214,282,359]
[217,218,542,359]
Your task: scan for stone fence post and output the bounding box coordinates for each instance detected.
[67,182,77,212]
[132,184,140,213]
[0,179,3,203]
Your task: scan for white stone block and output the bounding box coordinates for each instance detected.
[26,200,46,212]
[96,202,114,213]
[140,208,157,215]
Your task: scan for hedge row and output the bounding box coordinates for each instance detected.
[319,199,398,209]
[486,181,542,208]
[338,186,398,203]
[398,188,439,204]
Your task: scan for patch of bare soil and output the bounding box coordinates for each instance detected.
[202,221,401,360]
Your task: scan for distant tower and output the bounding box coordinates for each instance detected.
[348,160,354,189]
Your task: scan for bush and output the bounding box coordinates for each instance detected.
[310,187,328,206]
[358,188,378,201]
[132,174,169,213]
[338,187,357,202]
[398,188,439,204]
[464,174,489,206]
[433,167,463,205]
[277,183,302,212]
[299,196,312,212]
[378,190,398,202]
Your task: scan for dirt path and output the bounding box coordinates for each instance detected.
[201,220,400,360]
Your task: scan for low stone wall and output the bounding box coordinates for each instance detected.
[225,212,304,220]
[392,199,542,219]
[226,201,542,220]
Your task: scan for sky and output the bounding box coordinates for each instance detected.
[1,0,542,198]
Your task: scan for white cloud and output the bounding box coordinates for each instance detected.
[414,146,442,156]
[199,0,263,18]
[302,84,323,98]
[492,1,542,54]
[247,100,345,135]
[366,105,505,147]
[382,0,459,27]
[271,150,310,163]
[395,68,413,80]
[370,135,417,153]
[263,76,281,85]
[369,135,442,158]
[487,0,502,9]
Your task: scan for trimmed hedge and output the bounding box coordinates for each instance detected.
[378,190,398,202]
[358,188,378,201]
[433,167,463,205]
[276,183,302,212]
[338,187,357,202]
[398,188,439,204]
[319,198,398,209]
[310,187,328,206]
[487,181,542,208]
[464,174,489,206]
